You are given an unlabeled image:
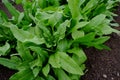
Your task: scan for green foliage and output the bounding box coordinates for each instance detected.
[0,0,120,80]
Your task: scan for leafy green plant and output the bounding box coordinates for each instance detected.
[0,0,120,80]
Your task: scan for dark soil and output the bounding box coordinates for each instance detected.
[0,1,120,80]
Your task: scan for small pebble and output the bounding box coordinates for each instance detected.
[117,72,119,76]
[111,77,114,80]
[103,74,107,78]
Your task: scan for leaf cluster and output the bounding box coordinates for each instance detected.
[0,0,120,80]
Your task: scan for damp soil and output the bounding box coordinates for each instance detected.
[0,1,120,80]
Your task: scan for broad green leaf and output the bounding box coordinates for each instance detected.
[0,42,10,56]
[43,6,58,11]
[82,0,98,13]
[10,25,45,45]
[79,0,86,7]
[49,53,61,68]
[68,47,87,65]
[42,64,50,77]
[94,44,111,50]
[100,25,120,35]
[48,12,62,27]
[9,69,34,80]
[57,39,71,52]
[74,32,95,43]
[69,74,80,80]
[29,46,48,62]
[46,75,56,80]
[0,58,17,70]
[37,23,52,47]
[17,41,33,61]
[58,52,84,75]
[80,64,86,71]
[35,76,45,80]
[54,20,70,41]
[2,0,20,21]
[36,0,46,8]
[16,0,22,4]
[29,57,42,69]
[93,36,110,45]
[54,69,71,80]
[35,11,51,21]
[70,21,89,32]
[68,0,82,20]
[83,14,106,32]
[32,67,41,77]
[93,3,106,16]
[72,30,84,40]
[10,55,22,65]
[37,22,51,38]
[16,61,30,70]
[17,12,24,24]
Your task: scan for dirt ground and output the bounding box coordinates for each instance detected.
[0,1,120,80]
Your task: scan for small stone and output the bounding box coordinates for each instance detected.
[103,74,107,78]
[111,77,114,80]
[117,72,119,76]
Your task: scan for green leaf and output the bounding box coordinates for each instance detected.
[54,20,70,41]
[70,21,89,32]
[35,11,51,21]
[32,67,41,77]
[42,64,50,77]
[93,3,106,16]
[82,0,98,13]
[93,36,110,45]
[17,12,24,24]
[49,53,61,68]
[94,44,111,50]
[54,69,71,80]
[68,0,82,20]
[36,0,46,8]
[29,57,42,70]
[16,61,30,70]
[10,25,45,45]
[72,30,84,40]
[83,14,106,32]
[58,52,84,75]
[35,76,45,80]
[69,74,80,80]
[68,47,87,65]
[46,75,56,80]
[57,39,71,52]
[79,0,86,7]
[48,12,62,27]
[37,23,52,47]
[17,41,33,61]
[101,25,120,35]
[74,32,95,43]
[2,0,20,21]
[16,0,22,4]
[9,69,34,80]
[0,58,17,70]
[0,42,10,56]
[29,46,48,62]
